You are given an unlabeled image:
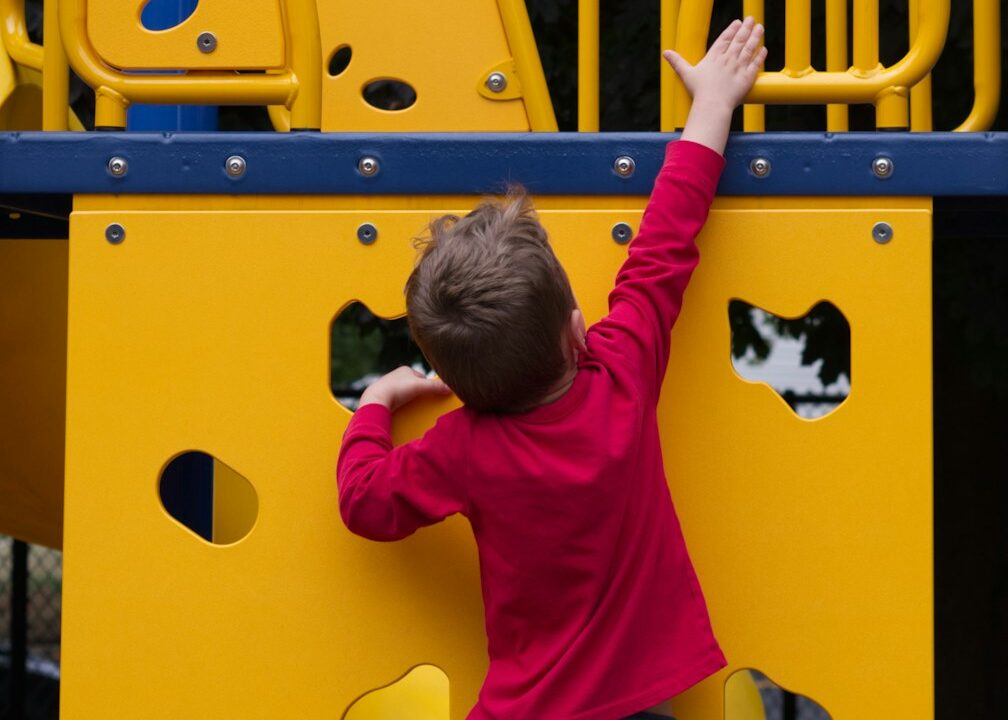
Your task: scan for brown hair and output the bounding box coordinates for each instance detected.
[405,190,575,414]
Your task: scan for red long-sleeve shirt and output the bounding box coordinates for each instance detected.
[337,140,726,719]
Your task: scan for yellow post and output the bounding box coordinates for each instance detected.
[742,0,765,132]
[286,0,322,130]
[577,0,599,131]
[825,0,848,131]
[42,0,69,131]
[908,0,933,130]
[784,0,811,76]
[660,0,680,132]
[854,0,907,129]
[955,0,1001,132]
[672,0,714,129]
[497,0,558,131]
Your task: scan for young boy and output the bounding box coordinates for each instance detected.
[337,18,767,720]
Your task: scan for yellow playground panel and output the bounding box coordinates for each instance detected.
[59,194,931,718]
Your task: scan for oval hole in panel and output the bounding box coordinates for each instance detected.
[141,0,199,31]
[725,668,832,719]
[328,45,352,76]
[159,451,257,544]
[344,665,448,720]
[729,299,851,419]
[330,301,430,411]
[362,79,417,111]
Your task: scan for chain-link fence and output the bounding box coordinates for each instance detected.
[0,536,61,720]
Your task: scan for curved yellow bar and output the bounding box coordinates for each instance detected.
[577,0,599,131]
[955,0,1001,132]
[1,0,44,70]
[59,0,320,129]
[674,0,949,126]
[497,0,558,131]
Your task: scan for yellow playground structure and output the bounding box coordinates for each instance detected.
[0,1,1005,718]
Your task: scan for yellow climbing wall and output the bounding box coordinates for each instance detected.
[61,195,931,719]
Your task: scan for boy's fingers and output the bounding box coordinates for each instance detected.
[741,23,764,63]
[712,19,743,52]
[750,45,769,71]
[662,49,691,79]
[729,16,755,56]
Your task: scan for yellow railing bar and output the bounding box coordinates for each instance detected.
[909,0,933,130]
[673,0,949,128]
[497,0,558,131]
[826,0,849,131]
[578,0,599,131]
[42,0,69,131]
[955,0,1001,132]
[671,0,712,129]
[742,0,765,132]
[60,0,320,129]
[2,0,43,70]
[660,0,681,132]
[784,0,811,77]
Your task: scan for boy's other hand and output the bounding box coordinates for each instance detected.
[663,16,766,113]
[358,366,453,413]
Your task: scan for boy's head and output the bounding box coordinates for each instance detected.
[406,191,579,414]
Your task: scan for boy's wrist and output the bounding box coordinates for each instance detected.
[688,95,735,120]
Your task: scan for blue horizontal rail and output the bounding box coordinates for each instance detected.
[0,132,1005,196]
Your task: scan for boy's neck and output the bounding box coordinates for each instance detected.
[533,364,579,408]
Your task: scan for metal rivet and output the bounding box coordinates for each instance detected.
[613,156,635,178]
[750,157,771,178]
[358,156,380,177]
[225,155,246,178]
[485,72,508,93]
[105,223,125,244]
[357,223,378,245]
[107,156,128,177]
[872,221,894,244]
[197,32,217,54]
[872,156,894,179]
[611,222,633,245]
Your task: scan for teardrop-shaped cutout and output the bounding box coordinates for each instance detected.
[330,301,430,411]
[328,45,352,76]
[141,0,199,31]
[729,299,851,419]
[159,451,257,544]
[343,665,448,720]
[726,668,832,719]
[362,79,417,111]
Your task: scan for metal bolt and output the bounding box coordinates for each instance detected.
[872,156,894,179]
[611,222,633,245]
[750,157,771,178]
[105,223,125,244]
[358,156,380,177]
[485,72,508,93]
[613,156,636,178]
[225,155,247,178]
[872,221,894,244]
[357,223,378,245]
[107,156,128,177]
[197,32,217,54]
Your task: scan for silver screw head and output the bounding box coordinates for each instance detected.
[197,32,217,54]
[750,157,771,177]
[872,156,894,179]
[613,156,636,178]
[358,156,380,177]
[225,155,247,178]
[485,72,508,93]
[357,223,378,245]
[105,223,125,244]
[107,156,128,177]
[611,222,633,245]
[872,221,894,244]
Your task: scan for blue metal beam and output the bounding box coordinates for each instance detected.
[0,132,1005,196]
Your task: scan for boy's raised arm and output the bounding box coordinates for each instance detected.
[590,18,765,398]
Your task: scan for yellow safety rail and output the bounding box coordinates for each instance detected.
[497,0,558,131]
[1,0,42,70]
[59,0,321,129]
[1,0,73,130]
[578,0,599,131]
[668,0,950,131]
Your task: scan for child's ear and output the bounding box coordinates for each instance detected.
[569,307,587,354]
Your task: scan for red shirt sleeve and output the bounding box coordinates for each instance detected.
[588,139,724,400]
[336,403,468,541]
